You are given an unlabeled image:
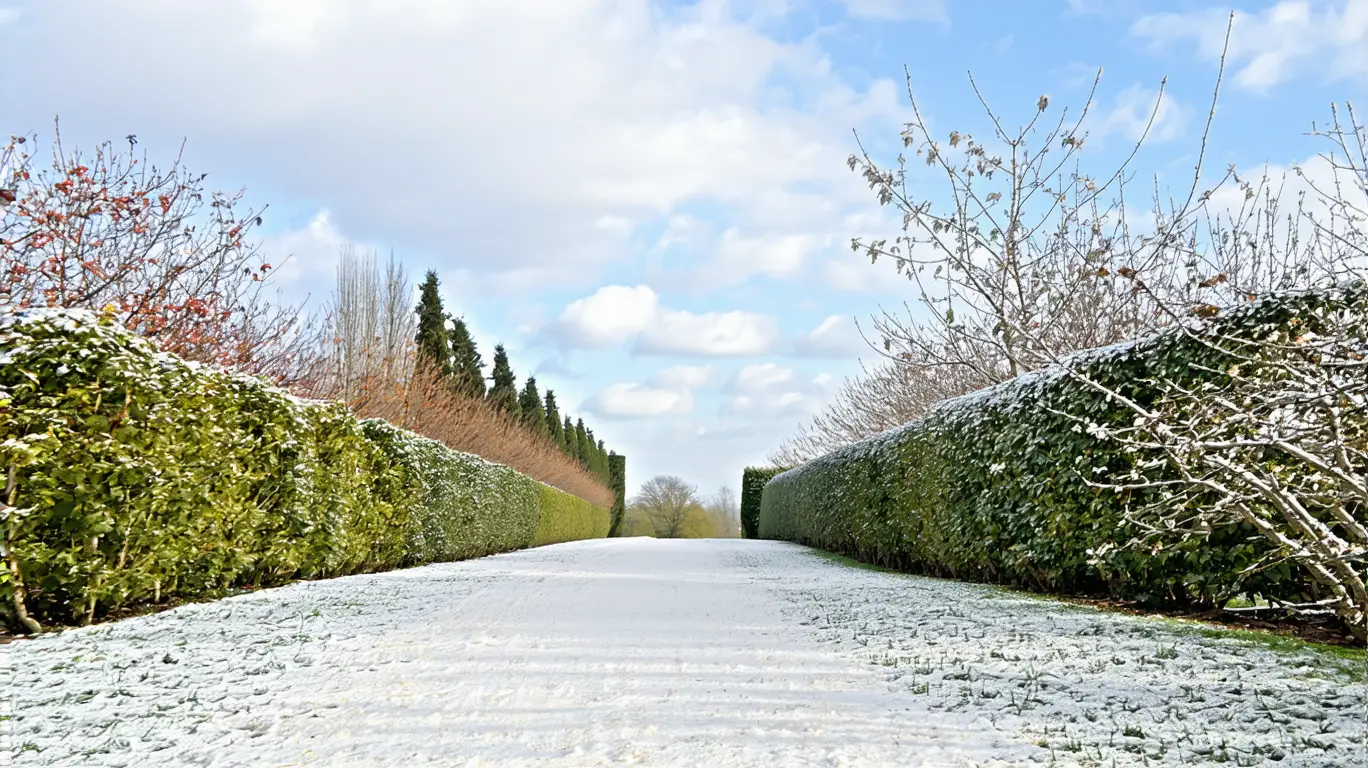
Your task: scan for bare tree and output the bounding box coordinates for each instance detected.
[704,485,740,537]
[1069,299,1368,640]
[842,11,1368,638]
[313,245,416,402]
[1059,103,1368,639]
[0,122,324,386]
[631,476,698,539]
[771,360,971,465]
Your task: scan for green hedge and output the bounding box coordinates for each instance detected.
[607,453,627,537]
[741,466,785,539]
[0,308,608,632]
[360,419,543,561]
[534,484,611,545]
[760,285,1368,608]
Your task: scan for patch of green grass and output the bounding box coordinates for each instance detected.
[807,545,1367,681]
[811,549,907,575]
[1184,625,1367,681]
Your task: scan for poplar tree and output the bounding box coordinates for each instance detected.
[487,344,519,417]
[447,315,485,398]
[544,390,564,444]
[414,271,450,376]
[563,415,577,457]
[574,418,590,467]
[518,376,546,434]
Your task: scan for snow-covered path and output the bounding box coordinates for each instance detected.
[10,539,1366,767]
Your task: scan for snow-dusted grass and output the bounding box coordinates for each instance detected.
[10,539,1366,767]
[795,550,1367,766]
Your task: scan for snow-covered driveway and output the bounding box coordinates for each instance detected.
[8,539,1366,767]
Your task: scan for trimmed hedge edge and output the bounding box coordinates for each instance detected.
[741,466,786,539]
[0,307,609,632]
[759,283,1368,611]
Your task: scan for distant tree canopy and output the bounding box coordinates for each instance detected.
[630,475,698,539]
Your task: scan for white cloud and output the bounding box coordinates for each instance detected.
[1090,83,1193,144]
[556,285,659,347]
[551,285,779,356]
[262,210,371,307]
[1133,1,1368,91]
[837,0,948,22]
[588,383,693,418]
[594,214,634,236]
[733,362,795,392]
[0,0,905,294]
[790,314,867,358]
[1198,151,1360,255]
[1064,0,1103,14]
[644,217,838,292]
[588,363,713,419]
[0,7,20,25]
[714,228,816,279]
[651,364,714,390]
[635,309,779,356]
[723,362,824,418]
[821,235,915,293]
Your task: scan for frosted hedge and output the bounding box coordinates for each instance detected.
[0,308,608,632]
[759,284,1368,608]
[740,466,785,539]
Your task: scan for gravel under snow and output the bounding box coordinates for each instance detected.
[8,538,1366,767]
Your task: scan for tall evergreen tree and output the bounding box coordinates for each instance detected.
[574,418,590,467]
[597,439,608,480]
[586,429,603,475]
[518,376,546,434]
[414,271,451,376]
[563,415,577,457]
[544,390,564,444]
[447,315,485,398]
[487,343,519,416]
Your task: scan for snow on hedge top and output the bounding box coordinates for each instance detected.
[0,305,587,500]
[772,280,1368,485]
[0,306,326,405]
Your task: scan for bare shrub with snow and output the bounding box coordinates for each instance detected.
[806,14,1368,638]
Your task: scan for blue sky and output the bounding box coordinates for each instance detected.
[3,0,1365,496]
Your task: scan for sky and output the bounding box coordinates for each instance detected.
[3,0,1365,497]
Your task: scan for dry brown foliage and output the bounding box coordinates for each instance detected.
[329,365,614,508]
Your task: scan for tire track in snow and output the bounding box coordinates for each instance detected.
[11,539,1362,766]
[11,539,1019,767]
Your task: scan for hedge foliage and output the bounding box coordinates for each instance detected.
[607,453,627,537]
[534,484,611,545]
[0,308,608,631]
[741,466,785,539]
[760,285,1368,608]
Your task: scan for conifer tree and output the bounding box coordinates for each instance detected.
[574,418,590,467]
[518,376,546,434]
[544,390,564,444]
[586,429,604,476]
[487,343,519,417]
[447,315,485,398]
[563,415,577,457]
[414,271,451,376]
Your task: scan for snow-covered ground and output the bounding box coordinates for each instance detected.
[9,539,1366,767]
